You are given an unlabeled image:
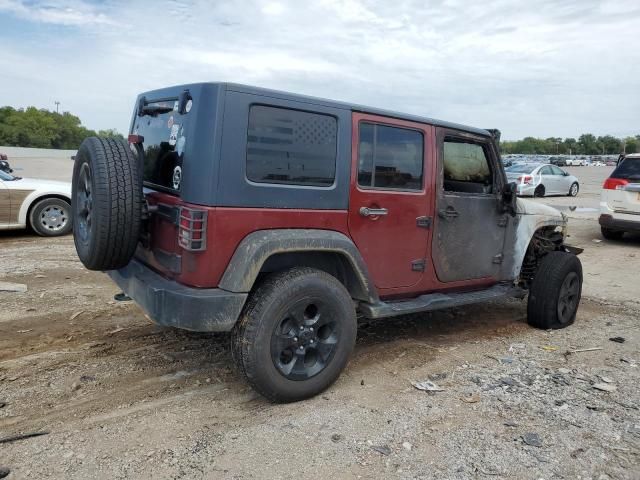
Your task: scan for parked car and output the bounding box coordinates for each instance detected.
[505,163,579,197]
[549,157,567,167]
[565,158,587,166]
[0,169,72,236]
[599,153,640,239]
[70,82,582,402]
[0,159,12,173]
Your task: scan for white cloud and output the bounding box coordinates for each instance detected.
[0,0,117,25]
[0,0,639,139]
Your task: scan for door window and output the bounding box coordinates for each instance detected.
[539,166,553,175]
[443,139,493,193]
[358,123,423,190]
[550,165,565,175]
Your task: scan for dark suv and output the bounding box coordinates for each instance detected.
[72,83,582,402]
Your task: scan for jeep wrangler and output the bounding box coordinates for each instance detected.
[72,83,582,402]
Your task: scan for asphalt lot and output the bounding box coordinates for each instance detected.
[0,151,638,479]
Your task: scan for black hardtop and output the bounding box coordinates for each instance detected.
[140,82,491,138]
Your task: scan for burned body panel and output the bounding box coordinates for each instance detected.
[504,199,567,280]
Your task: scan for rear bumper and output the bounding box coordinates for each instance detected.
[598,214,640,233]
[516,184,537,196]
[107,259,247,332]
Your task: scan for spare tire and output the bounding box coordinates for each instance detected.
[72,137,142,271]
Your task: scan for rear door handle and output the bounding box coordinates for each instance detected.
[360,207,388,217]
[438,207,459,219]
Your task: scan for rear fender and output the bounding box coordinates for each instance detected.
[218,229,378,303]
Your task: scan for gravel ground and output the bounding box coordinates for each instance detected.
[0,160,638,479]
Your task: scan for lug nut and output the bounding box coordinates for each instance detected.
[310,340,314,344]
[310,327,314,332]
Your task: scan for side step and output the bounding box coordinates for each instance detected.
[360,284,526,319]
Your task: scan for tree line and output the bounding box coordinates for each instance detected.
[500,134,639,156]
[0,106,123,150]
[1,105,638,155]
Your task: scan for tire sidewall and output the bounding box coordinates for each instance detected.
[529,252,582,329]
[242,271,357,401]
[30,198,72,236]
[72,147,96,259]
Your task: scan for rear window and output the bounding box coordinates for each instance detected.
[506,164,535,173]
[134,99,190,193]
[612,158,640,179]
[246,105,337,187]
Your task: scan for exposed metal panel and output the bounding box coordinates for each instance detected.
[9,189,33,224]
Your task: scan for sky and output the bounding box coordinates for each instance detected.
[0,0,638,140]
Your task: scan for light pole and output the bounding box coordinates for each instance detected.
[54,101,60,113]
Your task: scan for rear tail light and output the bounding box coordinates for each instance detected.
[178,207,207,251]
[517,175,533,185]
[603,178,629,190]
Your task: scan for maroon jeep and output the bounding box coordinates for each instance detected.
[72,83,582,402]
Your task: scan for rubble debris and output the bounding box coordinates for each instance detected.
[0,467,9,479]
[0,282,27,293]
[462,393,481,403]
[0,431,49,445]
[330,433,343,443]
[0,401,5,409]
[411,380,444,392]
[402,442,413,451]
[565,347,603,356]
[114,292,132,302]
[371,445,391,456]
[522,433,543,447]
[69,310,85,321]
[609,337,625,344]
[592,383,617,392]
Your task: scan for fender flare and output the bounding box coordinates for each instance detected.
[218,229,379,303]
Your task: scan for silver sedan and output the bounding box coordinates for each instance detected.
[505,163,580,197]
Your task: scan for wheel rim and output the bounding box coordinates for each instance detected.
[557,271,580,324]
[40,204,68,231]
[571,184,578,196]
[76,163,93,244]
[270,299,339,381]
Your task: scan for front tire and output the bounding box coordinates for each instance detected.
[29,197,72,237]
[231,267,357,403]
[527,252,582,329]
[601,227,624,241]
[568,182,579,197]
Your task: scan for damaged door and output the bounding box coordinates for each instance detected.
[432,128,508,282]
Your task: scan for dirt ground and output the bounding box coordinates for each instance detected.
[1,161,638,479]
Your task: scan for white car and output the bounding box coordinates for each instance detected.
[0,169,72,236]
[599,153,640,240]
[565,158,587,166]
[505,163,580,197]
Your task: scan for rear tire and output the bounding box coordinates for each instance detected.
[231,267,357,403]
[601,227,624,241]
[527,252,582,329]
[534,185,545,197]
[72,137,142,271]
[29,197,72,237]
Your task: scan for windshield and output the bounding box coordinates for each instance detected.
[612,158,640,180]
[0,170,15,181]
[506,164,536,174]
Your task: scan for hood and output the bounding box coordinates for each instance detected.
[11,177,71,194]
[516,198,565,220]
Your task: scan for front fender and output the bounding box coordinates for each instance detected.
[509,199,567,278]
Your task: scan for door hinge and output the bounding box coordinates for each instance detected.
[411,259,426,271]
[492,254,504,264]
[497,216,508,227]
[416,216,432,229]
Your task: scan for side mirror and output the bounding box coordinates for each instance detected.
[563,171,569,176]
[502,182,518,216]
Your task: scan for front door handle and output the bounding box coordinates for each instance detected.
[360,206,388,217]
[438,207,459,219]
